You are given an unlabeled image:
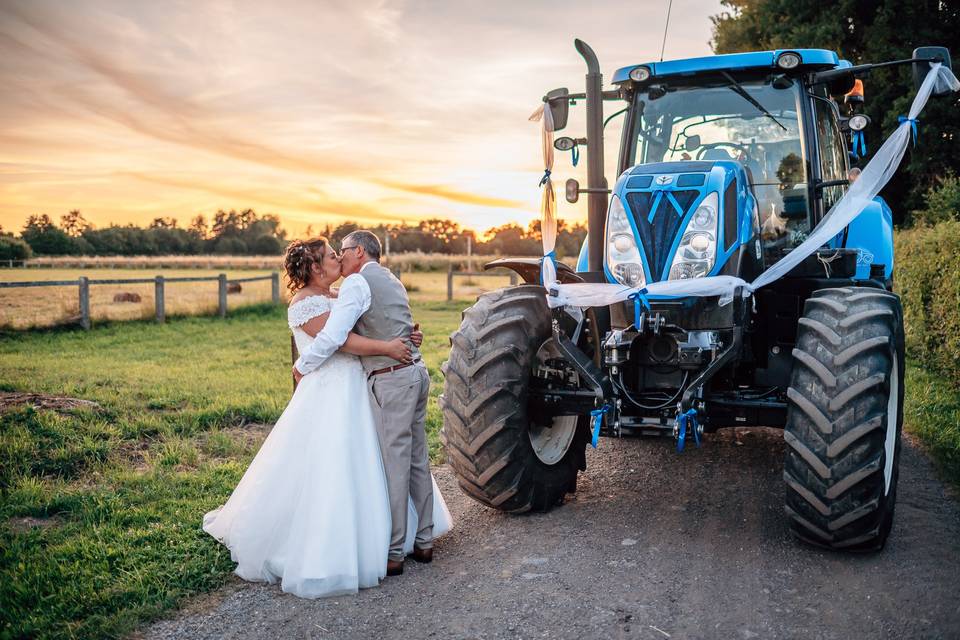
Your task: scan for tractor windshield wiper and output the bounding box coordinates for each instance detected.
[721,71,787,132]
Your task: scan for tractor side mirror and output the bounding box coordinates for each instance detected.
[565,178,580,203]
[684,135,701,152]
[544,88,570,131]
[913,46,953,97]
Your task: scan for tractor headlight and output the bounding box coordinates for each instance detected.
[848,114,870,131]
[605,195,646,288]
[669,191,719,280]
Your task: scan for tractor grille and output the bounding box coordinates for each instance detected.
[625,189,701,280]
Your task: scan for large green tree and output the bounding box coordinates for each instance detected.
[712,0,960,222]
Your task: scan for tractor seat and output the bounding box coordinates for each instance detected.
[701,148,733,160]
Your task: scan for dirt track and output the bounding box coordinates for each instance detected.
[145,430,960,640]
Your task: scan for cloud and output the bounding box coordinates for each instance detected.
[122,171,411,224]
[372,179,524,208]
[0,4,367,177]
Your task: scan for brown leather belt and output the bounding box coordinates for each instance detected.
[369,357,421,378]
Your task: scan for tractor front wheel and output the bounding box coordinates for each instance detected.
[440,285,589,512]
[785,287,905,551]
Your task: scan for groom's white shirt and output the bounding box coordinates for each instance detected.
[293,261,375,376]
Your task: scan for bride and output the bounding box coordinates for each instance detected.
[203,236,451,599]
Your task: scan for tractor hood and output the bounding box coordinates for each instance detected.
[607,160,757,285]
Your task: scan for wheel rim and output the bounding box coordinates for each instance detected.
[883,353,899,495]
[529,415,579,465]
[529,339,581,465]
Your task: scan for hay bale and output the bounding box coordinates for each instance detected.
[113,292,142,303]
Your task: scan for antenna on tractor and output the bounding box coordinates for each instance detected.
[659,0,673,62]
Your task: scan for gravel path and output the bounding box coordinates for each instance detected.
[144,430,960,640]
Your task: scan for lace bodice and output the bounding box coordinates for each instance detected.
[287,295,360,374]
[287,294,332,329]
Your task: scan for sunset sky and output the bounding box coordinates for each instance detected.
[0,0,723,237]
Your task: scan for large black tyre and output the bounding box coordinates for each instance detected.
[440,285,590,512]
[785,287,905,551]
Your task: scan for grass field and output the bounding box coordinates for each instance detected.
[2,273,959,638]
[0,295,466,639]
[0,267,513,330]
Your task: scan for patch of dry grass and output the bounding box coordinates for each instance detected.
[0,268,276,329]
[24,255,284,270]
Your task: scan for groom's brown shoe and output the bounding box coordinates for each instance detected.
[408,546,433,564]
[386,559,404,576]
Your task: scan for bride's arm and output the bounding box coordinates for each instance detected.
[299,314,413,362]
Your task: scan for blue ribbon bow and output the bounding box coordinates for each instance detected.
[627,289,651,330]
[898,116,919,147]
[539,169,552,186]
[676,408,700,453]
[590,404,610,448]
[851,130,867,158]
[539,250,557,285]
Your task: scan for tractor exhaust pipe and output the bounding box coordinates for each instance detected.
[575,39,607,274]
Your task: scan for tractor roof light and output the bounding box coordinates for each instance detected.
[776,52,802,70]
[845,79,865,104]
[629,66,651,82]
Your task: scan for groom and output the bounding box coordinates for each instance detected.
[292,230,434,576]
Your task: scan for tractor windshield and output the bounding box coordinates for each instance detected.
[627,77,810,259]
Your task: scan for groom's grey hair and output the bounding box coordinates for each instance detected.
[343,230,381,262]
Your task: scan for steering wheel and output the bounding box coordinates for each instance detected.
[695,141,751,161]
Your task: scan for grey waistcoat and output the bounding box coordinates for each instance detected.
[355,262,421,372]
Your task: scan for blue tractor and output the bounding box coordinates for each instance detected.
[441,41,952,551]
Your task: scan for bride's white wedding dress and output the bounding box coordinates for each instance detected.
[203,294,452,599]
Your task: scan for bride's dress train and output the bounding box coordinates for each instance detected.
[203,295,451,599]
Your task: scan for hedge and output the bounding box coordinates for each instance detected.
[896,220,960,388]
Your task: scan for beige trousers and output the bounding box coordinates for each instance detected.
[368,361,433,562]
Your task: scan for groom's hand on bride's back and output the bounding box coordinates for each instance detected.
[386,338,413,364]
[410,323,423,348]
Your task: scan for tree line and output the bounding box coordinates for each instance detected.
[0,209,587,261]
[711,0,960,223]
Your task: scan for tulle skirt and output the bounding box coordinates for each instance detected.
[203,355,452,599]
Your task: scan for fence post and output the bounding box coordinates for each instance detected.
[218,274,227,317]
[271,272,280,304]
[510,272,518,286]
[78,276,90,330]
[155,275,165,323]
[447,263,453,302]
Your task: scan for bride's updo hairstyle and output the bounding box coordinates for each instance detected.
[283,237,329,292]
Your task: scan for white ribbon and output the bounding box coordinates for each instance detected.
[544,62,959,310]
[530,102,558,288]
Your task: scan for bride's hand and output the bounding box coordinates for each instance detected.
[409,323,423,348]
[386,337,413,363]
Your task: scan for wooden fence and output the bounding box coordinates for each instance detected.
[0,272,281,329]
